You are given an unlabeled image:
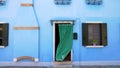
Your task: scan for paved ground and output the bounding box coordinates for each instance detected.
[74,65,120,68]
[1,66,120,68]
[1,62,120,68]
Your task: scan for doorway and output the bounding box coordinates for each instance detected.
[53,20,73,62]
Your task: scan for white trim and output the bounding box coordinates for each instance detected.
[0,22,6,23]
[0,46,5,48]
[34,58,39,62]
[13,58,17,62]
[53,21,73,62]
[86,46,104,48]
[85,21,104,23]
[53,21,73,24]
[53,22,55,61]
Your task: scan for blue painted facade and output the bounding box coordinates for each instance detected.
[0,0,120,62]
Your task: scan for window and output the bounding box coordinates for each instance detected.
[0,0,6,5]
[82,23,107,47]
[0,23,9,48]
[86,0,102,5]
[54,0,71,5]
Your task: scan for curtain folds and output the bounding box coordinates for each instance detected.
[56,24,73,61]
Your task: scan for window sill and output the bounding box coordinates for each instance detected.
[0,46,5,48]
[85,46,104,48]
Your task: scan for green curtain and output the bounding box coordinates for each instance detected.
[56,24,73,61]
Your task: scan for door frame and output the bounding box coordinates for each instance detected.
[52,20,74,62]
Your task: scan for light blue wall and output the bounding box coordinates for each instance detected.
[0,0,120,62]
[80,17,120,61]
[0,0,19,61]
[13,0,39,61]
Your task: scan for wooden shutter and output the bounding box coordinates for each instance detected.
[82,23,88,46]
[1,23,9,46]
[0,25,2,45]
[101,23,107,45]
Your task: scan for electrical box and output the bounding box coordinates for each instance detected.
[0,23,9,48]
[73,32,78,40]
[0,0,6,5]
[86,0,102,5]
[54,0,71,5]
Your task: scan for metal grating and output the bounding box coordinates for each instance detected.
[54,0,71,5]
[86,0,102,5]
[0,0,6,5]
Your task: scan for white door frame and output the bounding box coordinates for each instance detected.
[53,20,73,62]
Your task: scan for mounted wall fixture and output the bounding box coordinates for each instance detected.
[0,0,6,5]
[73,32,78,40]
[14,26,39,30]
[0,22,9,48]
[54,0,72,5]
[13,56,38,62]
[21,3,33,7]
[86,0,102,5]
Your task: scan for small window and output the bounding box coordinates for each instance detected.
[86,0,102,5]
[0,23,9,47]
[0,0,6,5]
[82,23,107,47]
[54,0,71,5]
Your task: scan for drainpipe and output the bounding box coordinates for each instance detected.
[32,0,40,61]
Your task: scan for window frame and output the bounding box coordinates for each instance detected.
[0,22,9,48]
[82,21,107,48]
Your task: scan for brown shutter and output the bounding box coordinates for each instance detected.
[0,24,2,45]
[82,23,88,46]
[2,23,9,46]
[101,23,107,45]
